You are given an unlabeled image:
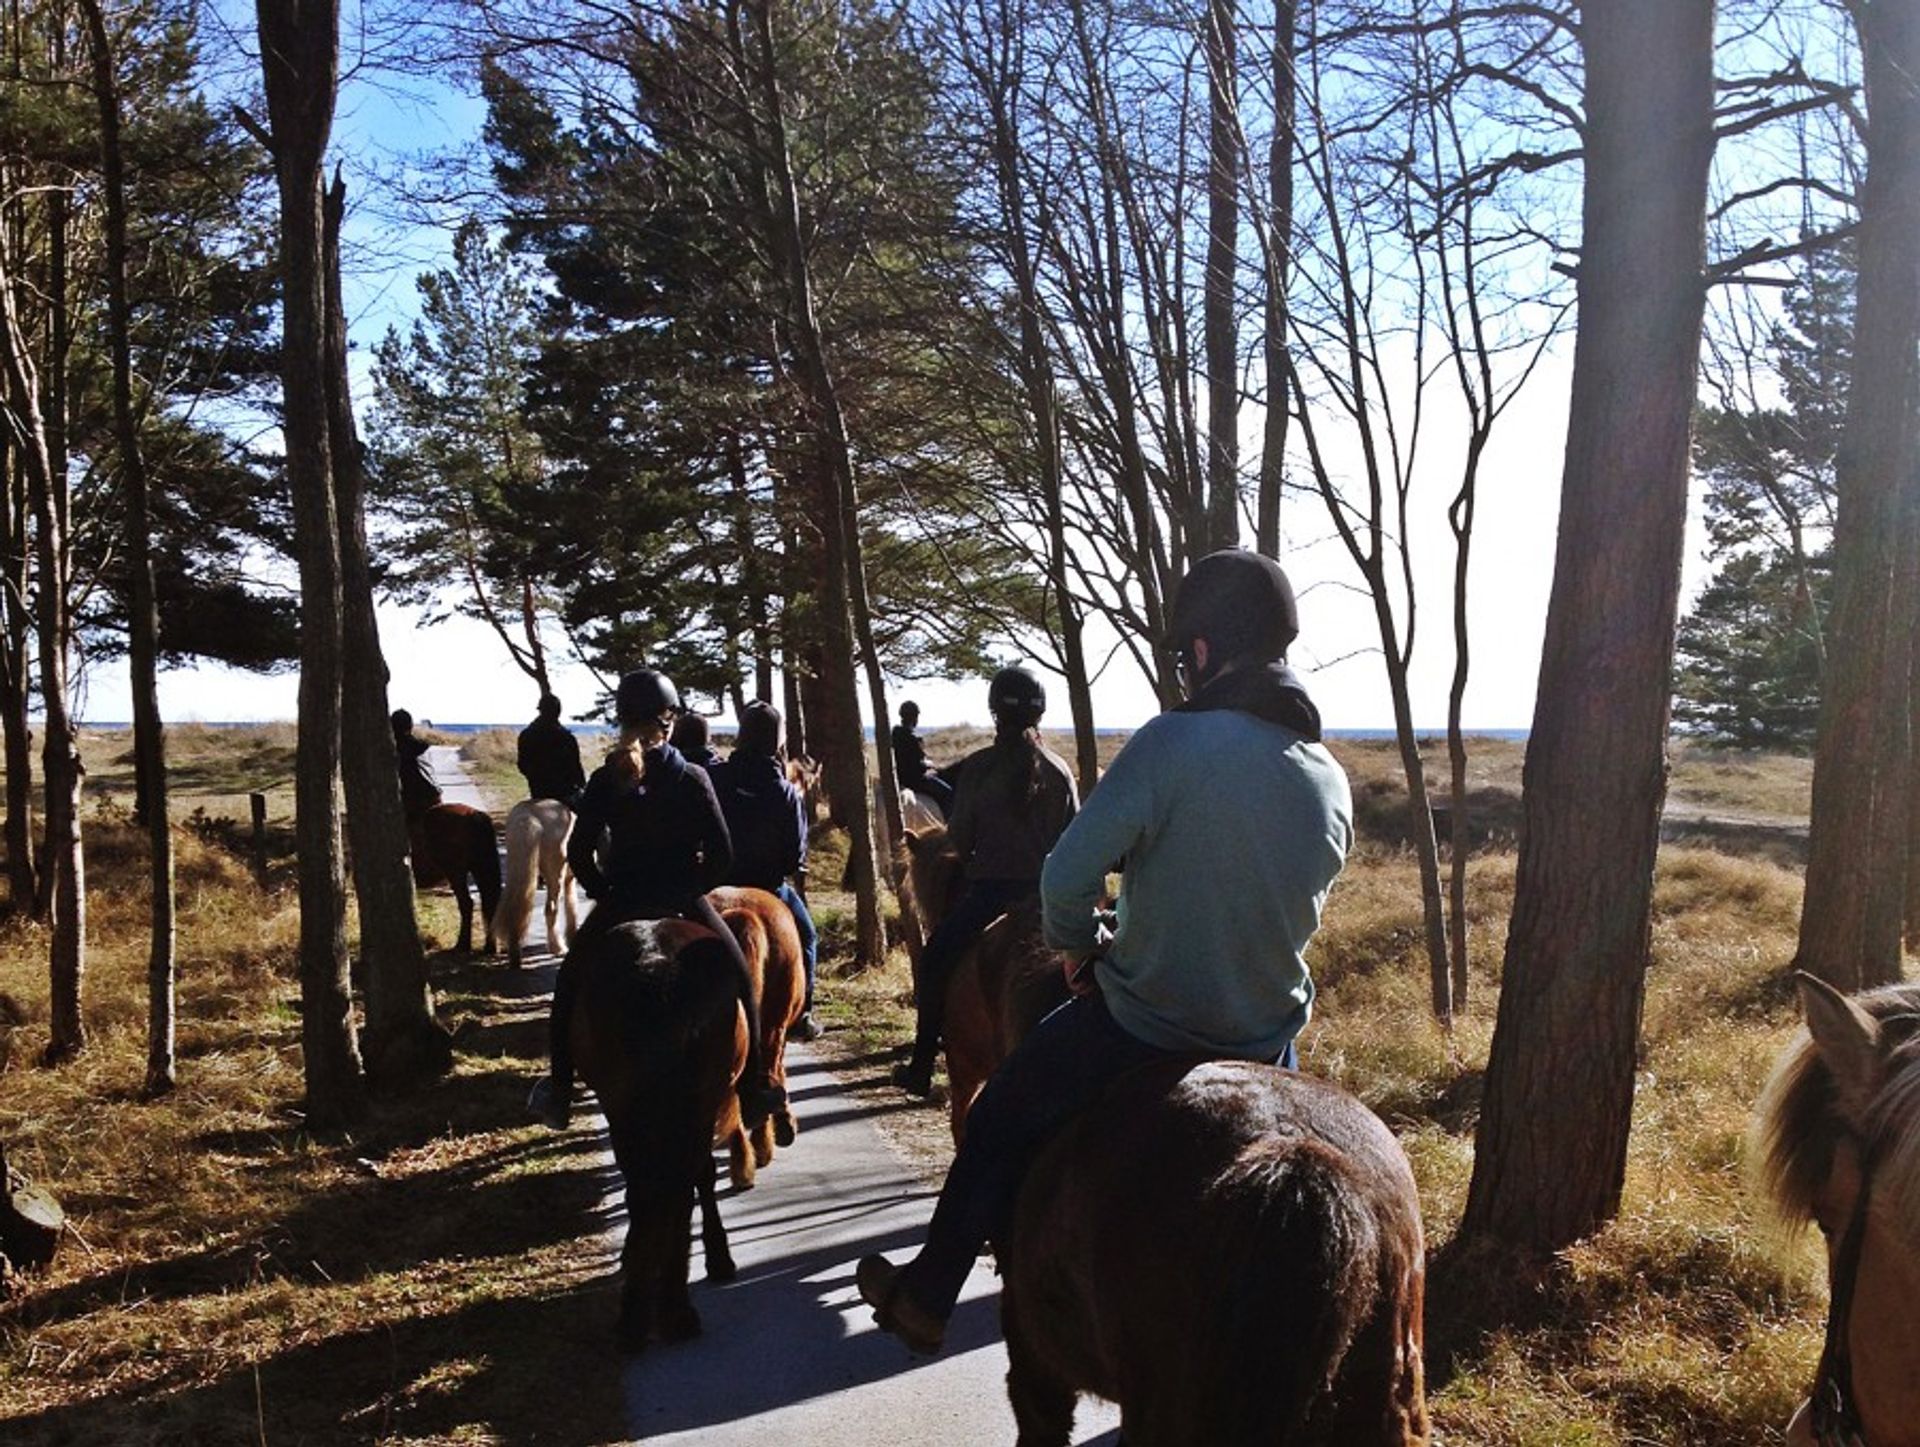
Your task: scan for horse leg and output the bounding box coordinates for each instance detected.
[751,1116,774,1171]
[698,1146,735,1283]
[727,1125,755,1191]
[654,1176,703,1345]
[452,873,475,955]
[1004,1284,1077,1447]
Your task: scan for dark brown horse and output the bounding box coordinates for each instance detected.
[1757,975,1920,1446]
[900,825,1067,1143]
[569,915,742,1350]
[409,802,502,955]
[904,825,1429,1444]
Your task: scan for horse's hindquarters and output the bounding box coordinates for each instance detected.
[1005,1060,1428,1447]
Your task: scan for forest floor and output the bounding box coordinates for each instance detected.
[0,726,1841,1444]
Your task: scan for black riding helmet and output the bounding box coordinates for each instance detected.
[735,701,783,758]
[614,669,681,727]
[988,666,1047,726]
[1163,549,1299,666]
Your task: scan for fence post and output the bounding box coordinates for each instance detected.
[249,792,268,888]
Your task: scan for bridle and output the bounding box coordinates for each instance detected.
[1810,1154,1872,1447]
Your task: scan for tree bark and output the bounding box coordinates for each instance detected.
[81,0,176,1094]
[1256,0,1297,559]
[0,439,33,915]
[1203,0,1240,552]
[257,0,363,1128]
[321,173,450,1087]
[1459,0,1715,1256]
[1796,0,1920,991]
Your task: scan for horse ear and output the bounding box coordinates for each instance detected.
[1797,971,1883,1130]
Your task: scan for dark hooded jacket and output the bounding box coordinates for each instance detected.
[709,753,808,892]
[567,744,733,916]
[518,715,586,803]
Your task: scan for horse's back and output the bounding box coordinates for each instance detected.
[1008,1059,1427,1445]
[573,919,740,1087]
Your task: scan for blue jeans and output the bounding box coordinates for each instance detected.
[908,878,1034,1071]
[775,882,818,1011]
[901,991,1300,1318]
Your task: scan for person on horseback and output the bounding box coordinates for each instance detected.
[710,701,823,1043]
[517,694,585,805]
[669,712,725,772]
[890,701,953,816]
[890,666,1079,1100]
[527,668,786,1132]
[857,549,1354,1354]
[391,709,441,824]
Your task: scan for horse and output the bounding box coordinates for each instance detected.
[409,802,502,955]
[570,916,744,1350]
[902,824,1428,1444]
[900,787,945,833]
[1756,973,1920,1447]
[495,799,578,967]
[708,885,808,1187]
[900,824,1068,1143]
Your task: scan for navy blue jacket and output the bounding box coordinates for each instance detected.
[567,744,732,916]
[709,754,808,892]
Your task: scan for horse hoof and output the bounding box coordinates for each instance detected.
[774,1115,796,1149]
[707,1253,737,1283]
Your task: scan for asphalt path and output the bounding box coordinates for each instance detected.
[427,747,1124,1444]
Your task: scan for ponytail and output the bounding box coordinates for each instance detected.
[992,709,1044,814]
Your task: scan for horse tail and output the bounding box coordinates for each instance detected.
[1195,1135,1388,1443]
[469,808,504,924]
[496,804,540,953]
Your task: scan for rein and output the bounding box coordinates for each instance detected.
[1811,1161,1873,1447]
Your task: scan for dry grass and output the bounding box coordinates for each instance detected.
[0,726,1844,1444]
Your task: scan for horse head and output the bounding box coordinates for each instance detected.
[1759,974,1920,1446]
[898,824,965,940]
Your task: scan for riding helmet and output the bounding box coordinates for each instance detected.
[614,669,681,726]
[736,701,783,758]
[988,666,1047,721]
[1163,549,1299,664]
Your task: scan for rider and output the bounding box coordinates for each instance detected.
[527,668,786,1132]
[669,712,725,772]
[517,693,586,805]
[391,709,441,824]
[890,667,1078,1099]
[857,549,1354,1353]
[890,701,954,816]
[710,701,823,1043]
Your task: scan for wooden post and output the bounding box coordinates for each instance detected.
[250,792,268,887]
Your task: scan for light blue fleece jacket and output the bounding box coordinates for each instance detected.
[1039,709,1353,1061]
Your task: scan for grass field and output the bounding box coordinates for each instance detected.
[0,723,1850,1443]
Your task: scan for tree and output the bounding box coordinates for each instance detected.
[1459,0,1717,1256]
[1795,0,1920,993]
[79,0,175,1095]
[1675,550,1830,748]
[254,0,363,1128]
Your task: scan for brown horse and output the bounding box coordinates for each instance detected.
[903,825,1428,1444]
[569,916,743,1350]
[1757,974,1920,1446]
[409,802,502,955]
[708,886,807,1189]
[900,825,1068,1143]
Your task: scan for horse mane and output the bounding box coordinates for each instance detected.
[1755,979,1920,1234]
[896,823,956,924]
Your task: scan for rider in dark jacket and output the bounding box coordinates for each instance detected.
[891,701,953,815]
[669,712,725,773]
[517,695,586,804]
[528,669,785,1132]
[891,668,1078,1098]
[710,701,822,1041]
[392,709,442,822]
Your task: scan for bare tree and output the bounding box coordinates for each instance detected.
[1460,0,1717,1256]
[1794,0,1920,992]
[254,0,364,1128]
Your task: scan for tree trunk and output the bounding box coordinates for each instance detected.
[1459,0,1714,1257]
[1446,432,1489,1010]
[1256,0,1297,559]
[0,175,83,1061]
[0,442,33,915]
[257,0,363,1128]
[1203,0,1240,552]
[1376,583,1451,1022]
[81,0,175,1094]
[1796,0,1920,992]
[321,173,450,1087]
[728,439,775,705]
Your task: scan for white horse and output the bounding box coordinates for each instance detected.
[495,799,578,967]
[900,787,946,834]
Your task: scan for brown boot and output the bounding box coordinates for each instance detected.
[856,1254,946,1355]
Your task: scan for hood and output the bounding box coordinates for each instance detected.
[1173,660,1322,741]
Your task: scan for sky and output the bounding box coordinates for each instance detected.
[75,9,1717,735]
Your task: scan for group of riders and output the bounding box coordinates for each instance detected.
[402,546,1354,1362]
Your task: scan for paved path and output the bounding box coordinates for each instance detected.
[428,745,490,812]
